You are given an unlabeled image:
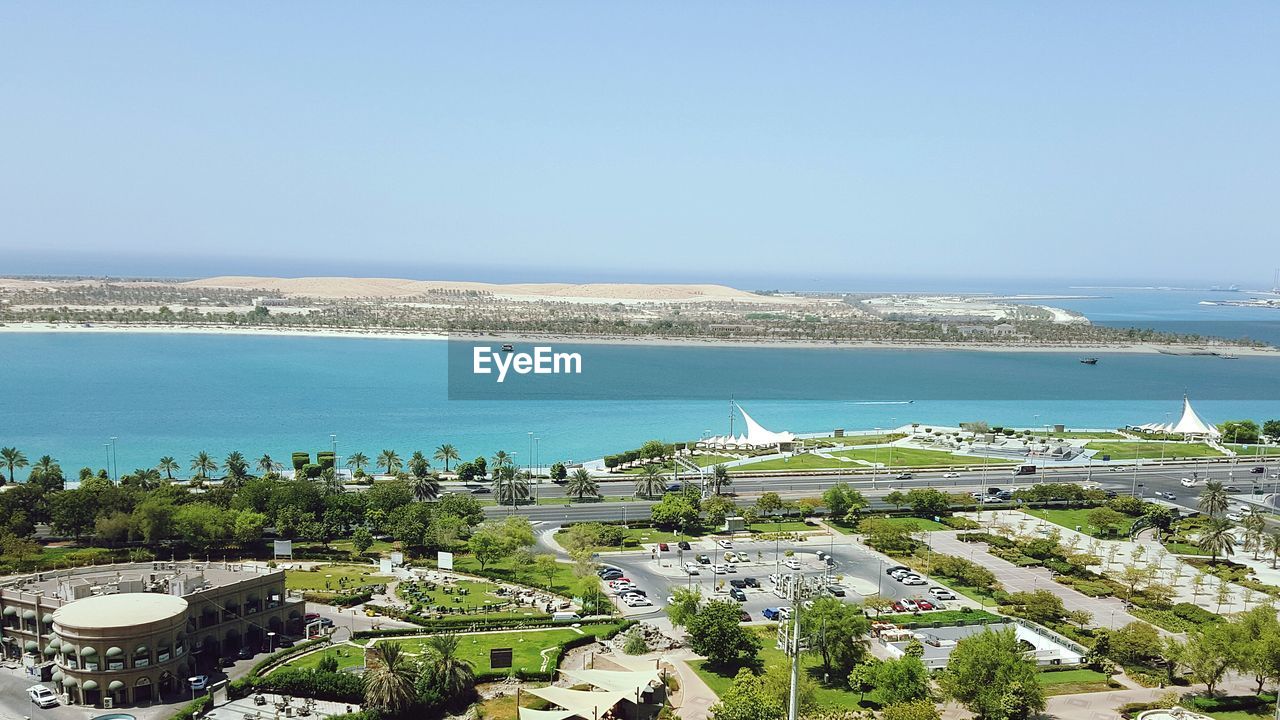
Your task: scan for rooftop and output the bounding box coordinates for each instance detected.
[53,593,188,630]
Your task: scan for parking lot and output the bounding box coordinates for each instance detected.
[593,533,971,623]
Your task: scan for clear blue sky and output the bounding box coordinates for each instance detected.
[2,3,1277,288]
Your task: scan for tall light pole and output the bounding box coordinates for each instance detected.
[110,436,118,484]
[330,434,338,479]
[104,443,112,481]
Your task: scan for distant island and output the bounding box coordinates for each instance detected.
[0,274,1270,353]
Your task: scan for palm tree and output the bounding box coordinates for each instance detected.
[409,450,431,478]
[420,633,476,705]
[364,640,418,715]
[123,467,162,490]
[410,473,441,502]
[434,444,460,472]
[1197,517,1237,562]
[710,464,732,495]
[492,450,513,469]
[346,452,369,473]
[1198,480,1229,517]
[376,449,402,475]
[493,465,530,505]
[634,464,666,499]
[1,447,28,485]
[319,467,344,495]
[190,451,218,480]
[257,454,280,475]
[1242,513,1267,559]
[1264,532,1280,569]
[565,468,600,500]
[157,456,179,481]
[224,451,249,482]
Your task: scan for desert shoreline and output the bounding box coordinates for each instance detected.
[1,320,1276,357]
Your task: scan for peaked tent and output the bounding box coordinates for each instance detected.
[1170,395,1221,438]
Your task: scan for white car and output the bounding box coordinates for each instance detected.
[27,685,59,708]
[718,539,733,549]
[189,675,210,691]
[683,563,700,575]
[901,575,927,586]
[1180,478,1196,487]
[929,587,957,601]
[623,594,652,607]
[735,551,751,562]
[899,598,920,612]
[1226,512,1244,522]
[783,558,801,570]
[777,606,793,619]
[942,472,960,478]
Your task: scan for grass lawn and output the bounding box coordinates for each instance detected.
[864,516,948,532]
[284,564,392,594]
[1225,444,1280,456]
[1025,507,1135,538]
[1036,668,1113,695]
[441,554,580,598]
[691,628,867,711]
[284,623,625,678]
[395,577,545,619]
[802,433,906,447]
[829,447,992,467]
[1047,431,1126,439]
[730,453,849,472]
[878,609,1003,626]
[620,455,736,474]
[1084,441,1224,460]
[1164,542,1210,556]
[748,521,817,533]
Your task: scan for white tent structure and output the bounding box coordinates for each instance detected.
[517,664,664,720]
[1133,395,1220,439]
[699,403,796,450]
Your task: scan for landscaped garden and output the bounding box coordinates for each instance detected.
[1083,441,1223,460]
[285,563,392,602]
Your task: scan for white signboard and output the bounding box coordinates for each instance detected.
[438,551,454,570]
[273,540,293,559]
[379,558,393,574]
[390,552,404,566]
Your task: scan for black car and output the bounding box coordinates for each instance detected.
[729,588,747,601]
[826,585,846,597]
[471,486,491,494]
[696,554,711,564]
[237,646,254,659]
[677,540,691,551]
[743,577,760,588]
[1252,466,1266,474]
[729,579,747,588]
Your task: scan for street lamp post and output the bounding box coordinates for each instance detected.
[110,437,118,483]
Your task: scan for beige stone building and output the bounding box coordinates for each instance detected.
[0,561,303,708]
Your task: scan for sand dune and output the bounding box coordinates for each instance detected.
[183,276,789,303]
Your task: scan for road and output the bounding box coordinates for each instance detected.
[479,457,1280,523]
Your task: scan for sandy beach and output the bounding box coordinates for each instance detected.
[2,321,1276,356]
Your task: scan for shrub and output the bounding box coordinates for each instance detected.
[941,516,980,530]
[170,695,213,720]
[255,668,365,703]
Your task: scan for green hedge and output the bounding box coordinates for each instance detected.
[249,668,365,703]
[354,617,614,639]
[170,694,213,720]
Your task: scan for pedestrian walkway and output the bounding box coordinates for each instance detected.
[927,531,1143,629]
[661,648,719,720]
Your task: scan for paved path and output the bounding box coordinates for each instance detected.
[926,531,1143,629]
[662,648,719,720]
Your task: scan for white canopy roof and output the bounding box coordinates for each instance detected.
[559,667,661,695]
[516,710,579,720]
[702,404,795,448]
[1171,395,1220,437]
[521,687,626,720]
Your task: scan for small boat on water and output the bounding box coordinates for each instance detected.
[1079,357,1098,365]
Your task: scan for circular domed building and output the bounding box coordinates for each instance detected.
[51,593,191,707]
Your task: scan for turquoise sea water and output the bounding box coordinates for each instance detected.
[3,330,1280,477]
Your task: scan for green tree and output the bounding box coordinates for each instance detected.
[532,554,560,590]
[0,447,28,485]
[1262,419,1280,439]
[1087,506,1128,536]
[822,482,868,521]
[232,510,268,545]
[417,633,476,711]
[754,491,783,518]
[687,600,762,667]
[190,451,218,480]
[938,627,1044,720]
[1197,517,1237,562]
[650,492,701,532]
[905,487,950,517]
[1234,605,1280,693]
[1219,420,1260,444]
[346,452,370,474]
[634,463,667,499]
[365,640,418,715]
[1106,622,1163,665]
[882,700,941,720]
[623,628,649,655]
[1242,512,1266,560]
[565,468,600,500]
[872,654,932,706]
[492,465,530,505]
[1264,531,1280,569]
[157,455,180,481]
[224,451,249,482]
[549,461,568,481]
[1198,480,1229,518]
[710,463,732,495]
[351,526,374,555]
[376,449,403,475]
[408,450,432,479]
[1000,590,1067,625]
[702,495,737,529]
[1181,623,1235,696]
[666,587,702,628]
[709,668,784,720]
[800,596,871,678]
[409,473,440,502]
[433,444,459,472]
[885,490,908,512]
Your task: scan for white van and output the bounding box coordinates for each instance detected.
[552,611,580,622]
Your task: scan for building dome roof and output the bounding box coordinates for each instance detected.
[53,594,188,630]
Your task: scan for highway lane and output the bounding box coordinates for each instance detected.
[480,458,1280,522]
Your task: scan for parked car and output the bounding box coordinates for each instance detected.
[1227,511,1245,522]
[783,558,801,570]
[929,587,957,600]
[238,646,254,659]
[27,685,59,708]
[885,566,909,575]
[657,542,669,551]
[901,574,927,586]
[777,606,793,619]
[743,577,760,588]
[898,598,919,612]
[762,607,782,620]
[729,588,747,601]
[696,554,711,564]
[739,610,752,622]
[623,595,652,607]
[684,563,700,575]
[888,568,911,579]
[600,570,623,581]
[729,579,748,589]
[915,599,934,611]
[718,539,733,549]
[826,585,846,597]
[190,675,211,691]
[735,551,751,562]
[677,540,691,550]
